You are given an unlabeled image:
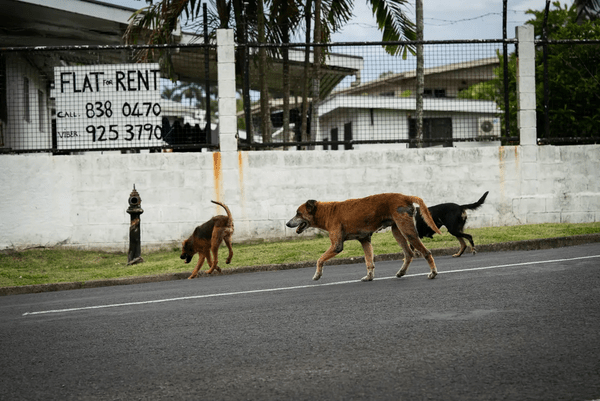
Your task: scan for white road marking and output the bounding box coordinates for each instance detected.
[22,254,600,317]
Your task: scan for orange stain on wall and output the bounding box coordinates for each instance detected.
[213,152,222,202]
[238,151,245,199]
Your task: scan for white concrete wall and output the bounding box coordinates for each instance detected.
[1,145,599,251]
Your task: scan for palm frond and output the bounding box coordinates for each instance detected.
[368,0,416,56]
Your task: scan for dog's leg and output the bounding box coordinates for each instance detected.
[448,215,476,256]
[454,237,468,257]
[410,243,422,258]
[202,245,217,274]
[206,237,222,275]
[359,239,375,282]
[392,225,414,278]
[207,227,230,274]
[410,243,438,279]
[408,235,438,279]
[224,232,234,264]
[394,214,438,279]
[462,233,476,254]
[314,237,343,280]
[188,255,206,279]
[449,231,475,257]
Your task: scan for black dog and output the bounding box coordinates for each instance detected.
[414,191,489,257]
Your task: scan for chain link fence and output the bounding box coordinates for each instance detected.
[1,39,519,153]
[536,39,600,145]
[239,40,512,150]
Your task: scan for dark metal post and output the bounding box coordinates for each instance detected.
[503,0,511,140]
[127,185,144,265]
[203,3,211,144]
[416,0,424,148]
[242,1,253,145]
[542,0,551,139]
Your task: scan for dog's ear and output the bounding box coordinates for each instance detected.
[306,200,317,214]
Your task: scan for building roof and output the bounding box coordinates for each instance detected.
[332,56,500,97]
[0,0,138,46]
[318,95,499,117]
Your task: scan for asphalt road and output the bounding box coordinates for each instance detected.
[1,243,599,400]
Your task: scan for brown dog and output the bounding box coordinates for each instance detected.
[181,200,234,279]
[286,193,441,282]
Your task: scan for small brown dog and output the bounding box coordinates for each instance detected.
[180,200,234,279]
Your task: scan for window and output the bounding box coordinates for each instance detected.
[423,88,446,98]
[408,117,453,148]
[23,77,30,122]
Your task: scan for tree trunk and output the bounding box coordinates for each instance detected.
[311,0,322,147]
[257,0,270,143]
[235,0,253,143]
[300,0,312,144]
[416,0,424,148]
[282,1,291,145]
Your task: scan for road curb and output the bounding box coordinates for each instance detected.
[2,233,599,297]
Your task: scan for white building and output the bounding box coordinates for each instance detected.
[315,57,502,149]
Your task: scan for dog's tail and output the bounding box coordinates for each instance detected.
[461,191,489,211]
[211,200,233,224]
[409,196,442,235]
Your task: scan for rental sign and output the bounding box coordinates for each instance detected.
[53,63,163,150]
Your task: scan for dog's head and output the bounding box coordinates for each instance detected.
[286,200,317,234]
[180,239,194,264]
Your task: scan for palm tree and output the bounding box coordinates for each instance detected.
[270,0,303,144]
[575,0,600,21]
[257,0,271,143]
[162,82,206,108]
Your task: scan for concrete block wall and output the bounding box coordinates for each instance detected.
[1,144,599,251]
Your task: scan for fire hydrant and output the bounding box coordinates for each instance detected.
[127,185,144,265]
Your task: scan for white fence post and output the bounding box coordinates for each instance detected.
[516,25,537,146]
[216,29,238,152]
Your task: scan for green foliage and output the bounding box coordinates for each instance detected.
[527,1,600,140]
[458,2,600,142]
[458,50,518,139]
[1,223,599,288]
[493,51,519,138]
[457,81,496,101]
[372,0,417,56]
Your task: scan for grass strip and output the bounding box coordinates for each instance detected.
[1,222,599,287]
